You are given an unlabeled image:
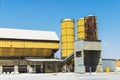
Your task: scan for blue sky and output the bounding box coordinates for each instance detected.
[0,0,120,59]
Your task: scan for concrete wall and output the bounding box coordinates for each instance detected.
[74,40,102,73]
[84,41,101,50]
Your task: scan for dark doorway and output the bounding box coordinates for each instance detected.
[36,65,44,73]
[3,66,14,73]
[36,65,41,73]
[18,65,27,73]
[84,50,100,72]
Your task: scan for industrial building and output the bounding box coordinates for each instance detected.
[116,59,120,71]
[61,15,102,73]
[116,59,120,67]
[102,59,116,72]
[0,28,61,74]
[0,15,103,74]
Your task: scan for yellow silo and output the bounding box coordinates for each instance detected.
[61,18,74,58]
[77,18,85,40]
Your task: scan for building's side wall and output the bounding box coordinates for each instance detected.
[116,60,120,67]
[116,60,120,71]
[84,41,101,50]
[74,40,85,73]
[102,59,116,72]
[0,59,61,74]
[0,39,59,57]
[74,40,102,73]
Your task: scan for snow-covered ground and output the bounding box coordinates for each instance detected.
[0,72,120,80]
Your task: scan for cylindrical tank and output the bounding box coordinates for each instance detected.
[77,18,85,40]
[84,15,98,40]
[61,18,74,58]
[77,15,98,40]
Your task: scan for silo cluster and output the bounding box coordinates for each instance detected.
[61,15,98,58]
[77,15,98,40]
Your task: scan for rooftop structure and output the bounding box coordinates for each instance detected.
[0,28,59,41]
[0,28,60,57]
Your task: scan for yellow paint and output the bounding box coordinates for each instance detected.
[62,50,67,57]
[0,40,59,57]
[77,18,85,40]
[78,32,85,39]
[116,60,120,67]
[0,40,59,49]
[61,21,74,29]
[62,43,67,49]
[62,29,75,37]
[62,50,73,58]
[77,18,84,25]
[0,48,53,57]
[62,36,74,43]
[78,26,84,32]
[105,67,110,72]
[61,19,74,58]
[65,43,74,49]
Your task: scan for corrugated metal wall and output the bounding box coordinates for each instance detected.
[102,59,116,72]
[0,39,59,57]
[61,19,75,58]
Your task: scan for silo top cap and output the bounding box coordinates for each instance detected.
[87,15,94,16]
[62,18,73,21]
[78,18,84,20]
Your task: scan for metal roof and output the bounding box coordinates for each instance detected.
[26,59,63,62]
[78,18,84,20]
[87,14,94,16]
[0,28,59,41]
[102,59,116,61]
